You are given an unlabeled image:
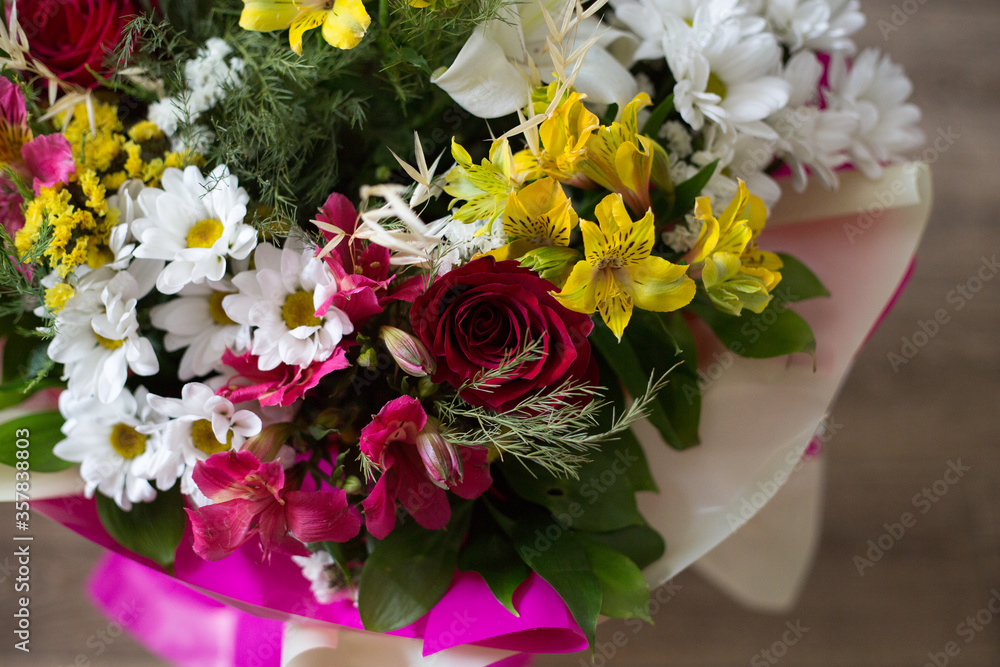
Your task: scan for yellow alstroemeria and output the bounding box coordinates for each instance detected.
[443,137,523,228]
[555,193,696,340]
[488,177,577,260]
[515,90,599,183]
[240,0,371,54]
[579,92,669,215]
[688,180,783,315]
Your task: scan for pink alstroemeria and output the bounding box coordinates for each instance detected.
[186,450,362,561]
[360,396,492,539]
[217,347,350,407]
[0,78,74,198]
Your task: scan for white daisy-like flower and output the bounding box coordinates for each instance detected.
[224,242,352,371]
[760,0,865,53]
[690,125,782,209]
[53,387,165,510]
[48,268,159,404]
[617,0,790,138]
[825,49,924,179]
[150,278,250,380]
[132,164,258,294]
[292,551,339,604]
[768,50,858,191]
[136,382,263,502]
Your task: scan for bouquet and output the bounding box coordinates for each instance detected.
[0,0,930,663]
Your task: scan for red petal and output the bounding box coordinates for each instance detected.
[186,502,256,561]
[192,450,265,502]
[285,489,362,543]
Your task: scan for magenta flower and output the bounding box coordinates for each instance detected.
[217,347,350,407]
[360,396,492,539]
[186,450,362,561]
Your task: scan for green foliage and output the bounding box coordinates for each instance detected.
[96,485,188,569]
[689,295,817,360]
[358,501,472,632]
[457,503,530,615]
[0,410,72,473]
[581,539,652,622]
[577,523,665,571]
[776,253,831,302]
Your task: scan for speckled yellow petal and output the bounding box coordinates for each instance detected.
[321,0,372,50]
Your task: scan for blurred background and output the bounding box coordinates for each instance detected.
[2,0,998,665]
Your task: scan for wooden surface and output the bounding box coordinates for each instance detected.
[2,1,998,664]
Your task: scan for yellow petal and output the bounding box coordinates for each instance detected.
[289,9,326,55]
[240,1,299,31]
[579,218,610,267]
[617,209,655,267]
[322,0,371,50]
[628,256,696,313]
[554,261,599,314]
[598,285,633,341]
[485,239,536,263]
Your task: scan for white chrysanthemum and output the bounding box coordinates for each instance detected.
[292,551,339,604]
[150,278,250,380]
[53,387,165,510]
[768,50,858,191]
[132,165,258,294]
[760,0,864,53]
[617,0,790,138]
[825,49,924,179]
[224,242,352,371]
[48,268,159,404]
[136,382,263,502]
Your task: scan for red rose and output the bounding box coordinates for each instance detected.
[410,256,595,412]
[13,0,136,89]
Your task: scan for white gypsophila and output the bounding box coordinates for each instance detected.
[224,242,352,371]
[136,382,262,502]
[689,125,782,209]
[426,216,509,274]
[759,0,864,53]
[659,120,694,159]
[768,50,858,191]
[825,49,924,179]
[48,268,159,404]
[616,0,790,138]
[663,214,703,253]
[149,278,250,380]
[147,37,245,137]
[292,551,339,604]
[53,387,165,510]
[132,165,258,294]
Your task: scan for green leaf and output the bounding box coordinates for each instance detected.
[689,297,817,360]
[501,452,644,532]
[580,539,652,622]
[776,253,830,302]
[641,94,674,138]
[457,504,530,615]
[577,523,665,571]
[657,312,701,448]
[0,411,73,472]
[595,359,658,492]
[358,501,472,632]
[670,159,718,220]
[507,508,602,646]
[0,377,61,411]
[3,332,41,383]
[96,485,187,569]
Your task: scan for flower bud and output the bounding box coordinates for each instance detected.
[245,422,296,462]
[379,325,437,377]
[342,475,363,495]
[415,418,462,489]
[518,246,581,286]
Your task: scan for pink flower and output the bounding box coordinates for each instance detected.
[360,396,492,539]
[217,347,350,407]
[0,77,74,233]
[186,450,362,561]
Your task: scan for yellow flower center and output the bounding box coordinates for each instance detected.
[596,256,625,270]
[187,219,224,249]
[86,244,116,268]
[282,290,322,329]
[706,72,727,100]
[191,419,233,455]
[95,332,124,349]
[110,423,147,459]
[209,291,236,325]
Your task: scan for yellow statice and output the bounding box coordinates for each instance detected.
[515,87,599,183]
[687,180,783,316]
[555,193,696,340]
[60,102,200,190]
[240,0,371,53]
[444,137,524,228]
[44,283,75,313]
[578,92,671,216]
